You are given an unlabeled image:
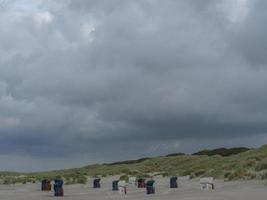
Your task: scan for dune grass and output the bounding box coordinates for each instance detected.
[1,145,267,184]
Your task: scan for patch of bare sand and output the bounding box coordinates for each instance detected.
[0,177,266,200]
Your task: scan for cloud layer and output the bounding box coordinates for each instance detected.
[0,0,267,171]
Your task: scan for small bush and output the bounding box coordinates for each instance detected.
[119,175,129,182]
[244,159,257,168]
[224,171,232,180]
[194,169,206,177]
[259,171,267,180]
[65,179,75,185]
[227,169,248,181]
[76,176,87,184]
[255,158,267,171]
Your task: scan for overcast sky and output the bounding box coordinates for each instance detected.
[0,0,267,172]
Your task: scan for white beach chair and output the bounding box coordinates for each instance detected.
[118,180,127,195]
[200,177,214,191]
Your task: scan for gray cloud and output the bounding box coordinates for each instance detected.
[0,0,267,171]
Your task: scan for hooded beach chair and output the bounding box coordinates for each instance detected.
[146,180,155,194]
[170,176,178,188]
[112,180,119,191]
[93,178,101,188]
[137,178,146,188]
[53,178,64,196]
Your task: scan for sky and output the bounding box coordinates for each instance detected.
[0,0,267,172]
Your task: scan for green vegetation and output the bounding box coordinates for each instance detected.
[192,147,250,157]
[119,175,129,182]
[1,145,267,185]
[165,153,185,157]
[106,157,152,165]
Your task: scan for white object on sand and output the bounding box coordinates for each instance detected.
[200,177,214,191]
[118,180,127,195]
[129,177,136,184]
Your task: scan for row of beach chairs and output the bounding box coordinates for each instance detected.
[41,176,214,197]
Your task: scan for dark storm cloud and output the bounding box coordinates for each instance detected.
[0,0,267,171]
[230,0,267,65]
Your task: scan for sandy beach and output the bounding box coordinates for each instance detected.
[0,177,266,200]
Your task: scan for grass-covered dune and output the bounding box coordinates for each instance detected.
[2,145,267,184]
[192,147,250,157]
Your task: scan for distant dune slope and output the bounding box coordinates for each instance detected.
[192,147,250,157]
[1,145,267,184]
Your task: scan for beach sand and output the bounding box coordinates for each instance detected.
[0,177,266,200]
